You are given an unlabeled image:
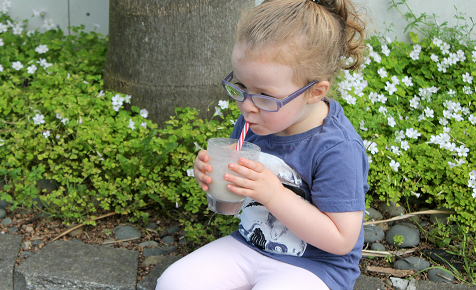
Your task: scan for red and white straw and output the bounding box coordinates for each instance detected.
[236,121,250,151]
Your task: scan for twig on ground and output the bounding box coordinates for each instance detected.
[51,212,117,241]
[102,237,141,244]
[363,209,455,226]
[362,248,417,258]
[366,266,415,277]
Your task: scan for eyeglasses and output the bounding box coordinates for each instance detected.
[222,72,318,112]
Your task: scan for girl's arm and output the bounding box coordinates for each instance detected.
[225,158,363,255]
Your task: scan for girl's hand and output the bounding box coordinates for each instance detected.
[194,150,212,191]
[224,157,285,206]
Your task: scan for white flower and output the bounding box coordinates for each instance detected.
[0,139,4,146]
[140,109,148,118]
[128,119,135,130]
[406,128,420,139]
[141,122,147,128]
[359,120,368,131]
[378,106,387,115]
[456,159,466,166]
[12,25,22,35]
[410,50,420,60]
[409,96,420,109]
[377,94,387,104]
[469,170,476,180]
[437,62,448,73]
[0,23,8,33]
[0,64,3,72]
[473,189,476,199]
[463,72,473,84]
[440,42,450,55]
[61,118,69,125]
[111,94,123,107]
[33,114,45,125]
[370,51,381,63]
[387,116,396,127]
[32,9,41,16]
[381,45,390,56]
[369,92,379,104]
[97,152,104,161]
[344,95,356,105]
[124,95,131,104]
[463,86,473,95]
[390,145,402,156]
[43,130,50,138]
[456,145,469,157]
[439,117,449,126]
[42,19,55,30]
[378,67,387,78]
[461,107,470,115]
[26,30,35,37]
[78,117,82,124]
[35,44,49,54]
[389,160,400,172]
[385,81,397,95]
[469,114,476,125]
[448,89,456,95]
[473,50,476,62]
[12,61,23,70]
[218,100,228,110]
[430,54,439,62]
[401,141,410,151]
[443,127,451,133]
[97,90,105,97]
[0,38,3,47]
[363,140,378,155]
[433,37,443,47]
[395,130,405,142]
[230,119,236,125]
[367,155,372,163]
[469,179,476,188]
[213,107,223,117]
[424,107,434,118]
[56,113,62,119]
[27,65,37,74]
[186,169,195,177]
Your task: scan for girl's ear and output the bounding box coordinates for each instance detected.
[307,81,330,104]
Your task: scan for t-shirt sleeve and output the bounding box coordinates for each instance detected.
[311,140,367,213]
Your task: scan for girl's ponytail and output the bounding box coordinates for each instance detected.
[313,0,366,71]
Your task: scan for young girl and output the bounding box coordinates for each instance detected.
[156,0,368,289]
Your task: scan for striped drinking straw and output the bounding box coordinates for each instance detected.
[235,121,250,151]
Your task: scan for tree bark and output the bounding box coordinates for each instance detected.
[103,0,254,126]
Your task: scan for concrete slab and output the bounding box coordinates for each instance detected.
[136,255,181,290]
[353,275,386,290]
[409,279,476,290]
[13,240,139,290]
[0,234,22,290]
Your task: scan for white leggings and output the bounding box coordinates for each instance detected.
[155,236,329,290]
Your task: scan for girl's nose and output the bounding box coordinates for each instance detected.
[242,96,259,113]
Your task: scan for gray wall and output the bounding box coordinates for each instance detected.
[7,0,476,41]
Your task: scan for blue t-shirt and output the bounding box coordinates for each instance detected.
[229,99,369,290]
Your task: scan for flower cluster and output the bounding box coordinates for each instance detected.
[469,170,476,198]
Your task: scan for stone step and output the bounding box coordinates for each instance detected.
[14,239,139,290]
[0,234,22,290]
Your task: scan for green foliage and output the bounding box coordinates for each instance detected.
[337,12,476,232]
[393,234,405,247]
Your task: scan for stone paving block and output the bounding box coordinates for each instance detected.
[13,240,139,290]
[353,275,386,290]
[136,255,181,290]
[0,234,22,290]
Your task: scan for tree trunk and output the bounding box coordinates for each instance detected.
[103,0,254,126]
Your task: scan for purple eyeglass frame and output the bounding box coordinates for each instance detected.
[222,72,318,112]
